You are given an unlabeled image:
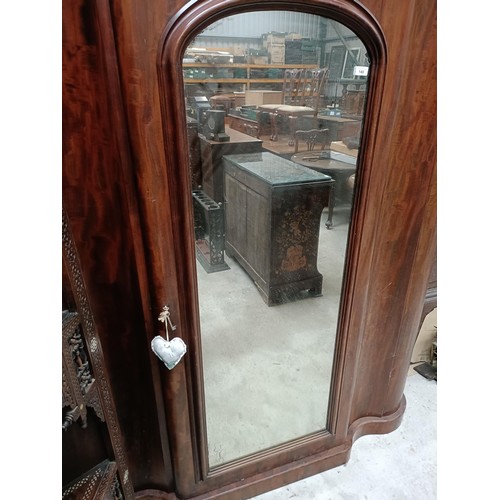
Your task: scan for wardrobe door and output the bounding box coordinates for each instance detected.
[62,0,175,493]
[142,0,435,498]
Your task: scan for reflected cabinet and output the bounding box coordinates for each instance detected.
[62,0,436,498]
[223,152,332,305]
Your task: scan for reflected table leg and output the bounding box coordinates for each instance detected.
[325,180,336,230]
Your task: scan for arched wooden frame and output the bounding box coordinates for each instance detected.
[156,1,395,498]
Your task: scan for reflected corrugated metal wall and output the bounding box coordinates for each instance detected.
[198,12,324,39]
[187,10,366,99]
[191,12,358,55]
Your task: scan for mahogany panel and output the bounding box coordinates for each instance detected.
[108,1,206,496]
[346,0,437,420]
[62,0,173,492]
[418,250,437,333]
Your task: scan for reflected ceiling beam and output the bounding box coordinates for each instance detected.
[329,21,360,65]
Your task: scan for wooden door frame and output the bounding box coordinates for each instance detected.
[150,1,416,498]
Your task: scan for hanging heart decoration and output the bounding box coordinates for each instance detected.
[151,306,187,370]
[151,335,187,370]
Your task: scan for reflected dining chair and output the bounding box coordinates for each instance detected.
[293,127,334,228]
[293,128,329,153]
[256,68,305,141]
[275,68,329,146]
[256,67,329,146]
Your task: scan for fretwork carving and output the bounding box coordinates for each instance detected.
[62,460,120,500]
[63,209,134,499]
[69,326,93,394]
[62,310,105,428]
[62,368,74,408]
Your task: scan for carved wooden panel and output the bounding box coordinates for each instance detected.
[63,209,134,499]
[62,460,122,500]
[62,311,104,430]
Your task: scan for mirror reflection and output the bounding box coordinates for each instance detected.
[182,11,369,467]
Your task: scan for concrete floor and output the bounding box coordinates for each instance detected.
[251,371,437,499]
[193,152,436,497]
[197,207,352,466]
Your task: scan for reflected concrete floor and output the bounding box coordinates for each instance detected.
[195,198,436,496]
[197,206,352,466]
[251,372,437,499]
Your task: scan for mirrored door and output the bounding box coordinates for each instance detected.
[182,10,370,468]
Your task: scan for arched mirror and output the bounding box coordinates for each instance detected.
[180,10,371,469]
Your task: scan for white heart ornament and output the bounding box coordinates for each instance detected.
[151,335,187,370]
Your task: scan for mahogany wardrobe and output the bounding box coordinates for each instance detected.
[62,0,436,498]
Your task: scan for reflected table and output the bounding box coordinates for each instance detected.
[291,150,357,229]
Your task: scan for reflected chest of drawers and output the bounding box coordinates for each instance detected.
[223,152,333,305]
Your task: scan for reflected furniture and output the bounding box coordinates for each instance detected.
[343,89,366,116]
[192,189,229,273]
[330,80,367,118]
[243,122,260,138]
[256,68,329,145]
[223,152,333,305]
[291,150,357,229]
[274,67,329,145]
[209,94,233,113]
[226,111,271,137]
[256,68,305,140]
[316,114,361,142]
[209,92,245,113]
[200,127,263,203]
[294,128,330,153]
[245,90,282,106]
[340,86,367,118]
[187,115,202,189]
[182,62,317,94]
[330,139,359,157]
